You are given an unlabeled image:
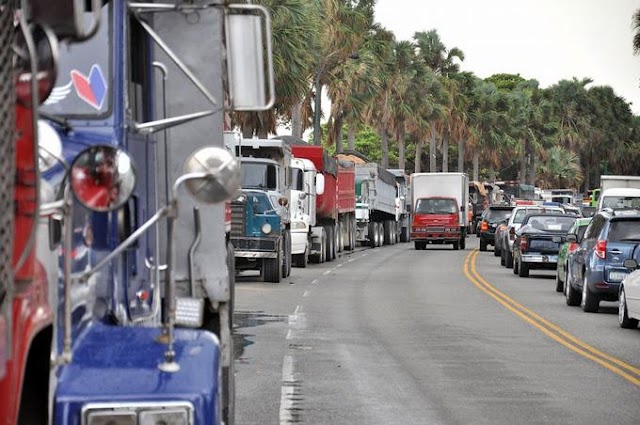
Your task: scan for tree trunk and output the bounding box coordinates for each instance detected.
[348,124,356,151]
[415,140,423,173]
[442,131,449,172]
[472,151,479,181]
[380,127,389,169]
[398,128,406,171]
[489,167,495,182]
[519,151,527,184]
[429,127,437,172]
[457,138,465,173]
[527,152,536,186]
[313,75,322,146]
[291,98,303,138]
[336,123,343,154]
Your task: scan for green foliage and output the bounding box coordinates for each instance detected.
[485,73,526,92]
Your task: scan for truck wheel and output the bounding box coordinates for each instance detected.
[319,228,326,263]
[383,220,392,245]
[453,241,459,250]
[263,241,282,283]
[226,241,236,330]
[376,222,383,247]
[282,230,292,278]
[368,222,377,247]
[348,216,356,250]
[325,225,336,261]
[460,235,466,250]
[337,222,344,253]
[332,224,338,259]
[392,222,397,244]
[494,244,501,257]
[401,226,409,243]
[293,248,308,268]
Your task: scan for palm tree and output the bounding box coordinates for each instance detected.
[633,9,640,54]
[310,0,373,145]
[412,30,463,171]
[536,146,583,189]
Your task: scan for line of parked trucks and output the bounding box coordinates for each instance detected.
[226,135,415,282]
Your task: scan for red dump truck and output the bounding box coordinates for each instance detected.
[291,145,357,262]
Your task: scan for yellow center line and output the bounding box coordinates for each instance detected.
[463,249,640,387]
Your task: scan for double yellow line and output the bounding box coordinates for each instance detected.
[464,249,640,387]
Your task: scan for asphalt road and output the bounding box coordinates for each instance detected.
[234,238,640,425]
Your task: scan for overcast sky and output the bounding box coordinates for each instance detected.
[374,0,640,114]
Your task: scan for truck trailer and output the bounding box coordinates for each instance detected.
[291,144,357,262]
[411,173,470,250]
[336,152,399,247]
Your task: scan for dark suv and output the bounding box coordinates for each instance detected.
[566,209,640,312]
[478,205,514,251]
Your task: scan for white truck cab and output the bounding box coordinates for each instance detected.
[289,157,322,267]
[597,188,640,212]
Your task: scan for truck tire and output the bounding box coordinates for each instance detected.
[376,222,383,247]
[479,239,487,251]
[293,249,308,268]
[453,241,460,250]
[460,235,466,250]
[505,248,514,269]
[282,229,292,278]
[263,241,282,283]
[325,225,336,261]
[337,221,344,253]
[369,222,377,247]
[383,220,392,245]
[401,226,410,243]
[347,216,356,251]
[332,224,338,259]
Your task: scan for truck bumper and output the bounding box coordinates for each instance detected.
[231,236,279,258]
[411,230,460,243]
[290,230,308,255]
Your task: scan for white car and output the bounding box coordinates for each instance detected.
[619,258,640,328]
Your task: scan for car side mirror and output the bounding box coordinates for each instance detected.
[566,234,577,243]
[623,259,639,269]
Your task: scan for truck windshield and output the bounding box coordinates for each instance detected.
[415,198,457,214]
[602,196,640,210]
[242,163,278,190]
[40,4,111,118]
[245,191,275,214]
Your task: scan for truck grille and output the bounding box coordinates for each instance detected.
[230,200,245,237]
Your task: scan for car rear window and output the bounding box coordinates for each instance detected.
[486,209,512,222]
[514,208,543,223]
[607,220,640,242]
[526,216,575,232]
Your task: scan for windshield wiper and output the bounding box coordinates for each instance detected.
[39,111,72,133]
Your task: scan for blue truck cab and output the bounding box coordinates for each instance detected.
[37,1,274,423]
[230,139,293,283]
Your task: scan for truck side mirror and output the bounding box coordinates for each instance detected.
[30,0,102,41]
[184,147,242,204]
[315,174,325,196]
[225,5,275,111]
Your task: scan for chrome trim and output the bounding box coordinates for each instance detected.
[80,400,195,425]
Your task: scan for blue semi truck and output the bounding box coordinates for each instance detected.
[35,1,274,423]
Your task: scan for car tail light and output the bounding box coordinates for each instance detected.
[480,221,489,232]
[568,242,578,253]
[509,227,516,240]
[519,236,528,251]
[594,240,607,259]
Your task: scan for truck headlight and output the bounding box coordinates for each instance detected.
[290,221,306,230]
[140,408,189,425]
[86,411,136,425]
[261,223,272,234]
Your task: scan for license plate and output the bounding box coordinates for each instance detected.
[609,271,629,282]
[544,255,557,263]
